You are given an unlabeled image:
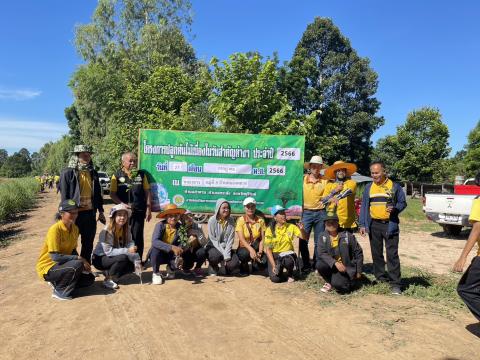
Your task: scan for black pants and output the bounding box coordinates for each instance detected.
[92,254,133,279]
[369,220,401,286]
[75,210,97,264]
[44,260,95,297]
[458,256,480,321]
[130,210,146,260]
[206,245,240,273]
[237,239,267,271]
[316,258,352,293]
[149,247,175,273]
[267,253,296,283]
[182,247,208,270]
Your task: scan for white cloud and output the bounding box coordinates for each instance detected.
[0,88,42,100]
[0,118,69,154]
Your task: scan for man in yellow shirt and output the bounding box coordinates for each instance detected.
[59,145,105,264]
[454,172,480,321]
[323,161,358,232]
[301,155,328,272]
[110,152,152,261]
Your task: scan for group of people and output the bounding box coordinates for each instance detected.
[34,143,480,324]
[35,174,59,192]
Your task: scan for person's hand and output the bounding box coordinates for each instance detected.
[334,184,343,193]
[386,205,394,213]
[335,262,347,273]
[249,248,257,260]
[272,263,279,275]
[171,245,183,256]
[297,222,304,231]
[146,208,152,222]
[355,273,362,279]
[453,257,466,273]
[359,227,367,237]
[122,203,131,209]
[256,251,263,260]
[128,246,137,254]
[98,212,106,225]
[329,197,339,205]
[78,257,91,272]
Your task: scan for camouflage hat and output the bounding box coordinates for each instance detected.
[72,145,94,154]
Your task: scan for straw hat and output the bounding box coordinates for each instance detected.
[156,204,186,219]
[323,161,357,180]
[304,155,324,169]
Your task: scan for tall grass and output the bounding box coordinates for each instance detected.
[0,178,40,222]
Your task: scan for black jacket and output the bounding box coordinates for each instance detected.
[59,167,104,213]
[317,231,363,280]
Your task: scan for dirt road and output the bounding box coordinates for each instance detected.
[1,191,479,360]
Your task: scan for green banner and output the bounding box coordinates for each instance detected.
[138,129,305,216]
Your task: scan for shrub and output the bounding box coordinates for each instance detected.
[0,178,40,222]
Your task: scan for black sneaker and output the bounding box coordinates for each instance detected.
[301,266,312,273]
[391,286,402,295]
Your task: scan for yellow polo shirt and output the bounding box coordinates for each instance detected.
[162,225,177,245]
[325,179,357,229]
[330,235,341,263]
[110,173,150,192]
[369,178,394,220]
[79,170,93,211]
[236,216,266,247]
[264,223,301,253]
[36,221,79,279]
[303,175,327,210]
[469,199,480,256]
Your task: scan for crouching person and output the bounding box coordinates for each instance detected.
[316,212,363,294]
[265,206,307,283]
[36,200,94,300]
[148,204,185,285]
[179,210,208,277]
[92,204,140,290]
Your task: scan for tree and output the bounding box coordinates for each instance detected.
[463,121,480,177]
[279,17,384,172]
[0,149,32,177]
[374,107,450,182]
[0,149,7,169]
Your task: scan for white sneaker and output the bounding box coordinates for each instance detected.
[208,265,218,277]
[287,277,295,283]
[47,281,54,289]
[103,279,119,289]
[152,272,164,285]
[166,265,176,279]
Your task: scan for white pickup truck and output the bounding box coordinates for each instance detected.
[423,179,478,235]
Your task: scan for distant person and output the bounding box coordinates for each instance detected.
[323,161,358,232]
[454,172,480,321]
[206,199,239,276]
[36,200,95,300]
[92,204,140,290]
[301,155,328,272]
[236,197,267,276]
[265,206,307,283]
[359,161,407,295]
[59,145,105,264]
[110,152,152,261]
[316,212,363,293]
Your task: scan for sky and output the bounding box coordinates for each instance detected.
[0,0,479,156]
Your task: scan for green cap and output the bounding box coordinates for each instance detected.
[324,211,339,222]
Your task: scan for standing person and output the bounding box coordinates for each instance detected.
[316,212,363,294]
[110,152,152,261]
[206,198,240,276]
[147,204,185,285]
[59,145,105,264]
[359,161,407,295]
[301,155,328,272]
[323,161,358,232]
[92,204,140,289]
[453,172,480,321]
[36,200,95,300]
[265,206,307,283]
[236,197,267,275]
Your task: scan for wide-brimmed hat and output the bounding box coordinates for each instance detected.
[156,204,186,219]
[109,203,132,218]
[271,205,286,216]
[323,161,357,180]
[243,197,256,206]
[304,155,324,169]
[72,145,94,154]
[58,199,79,212]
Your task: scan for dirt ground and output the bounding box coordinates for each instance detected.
[1,191,479,360]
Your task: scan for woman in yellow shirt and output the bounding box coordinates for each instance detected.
[265,205,307,283]
[36,200,94,300]
[236,197,267,275]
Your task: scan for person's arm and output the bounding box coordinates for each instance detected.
[454,221,480,272]
[359,184,369,236]
[393,183,407,214]
[317,236,336,268]
[236,218,256,259]
[207,217,223,253]
[143,175,152,222]
[100,230,129,257]
[350,235,364,277]
[49,252,78,264]
[59,169,70,202]
[109,175,124,205]
[223,221,235,261]
[93,171,104,214]
[151,223,173,252]
[266,246,276,271]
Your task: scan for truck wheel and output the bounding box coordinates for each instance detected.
[442,224,462,236]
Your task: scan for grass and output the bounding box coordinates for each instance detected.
[302,265,465,311]
[0,177,40,224]
[399,198,440,233]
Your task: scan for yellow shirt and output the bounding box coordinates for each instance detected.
[36,221,79,279]
[235,216,266,247]
[330,235,342,263]
[110,173,150,192]
[79,170,93,211]
[218,218,227,230]
[369,178,394,220]
[303,175,327,210]
[325,179,357,229]
[264,223,301,253]
[162,225,177,244]
[469,198,480,256]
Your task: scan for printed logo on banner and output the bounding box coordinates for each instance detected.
[173,194,185,206]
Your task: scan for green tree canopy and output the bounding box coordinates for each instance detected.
[463,120,480,177]
[0,148,32,178]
